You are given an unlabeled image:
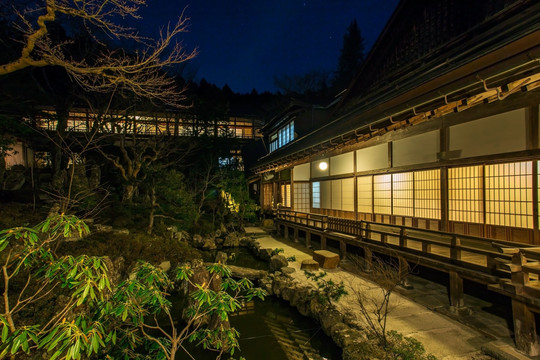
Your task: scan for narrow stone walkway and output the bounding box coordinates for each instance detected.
[244,226,533,360]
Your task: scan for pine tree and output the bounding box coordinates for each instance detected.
[335,19,365,89]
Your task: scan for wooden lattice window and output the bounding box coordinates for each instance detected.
[262,183,273,208]
[357,176,373,214]
[449,165,483,223]
[392,172,414,217]
[485,161,533,229]
[374,174,392,215]
[293,183,310,213]
[414,169,441,220]
[280,183,291,208]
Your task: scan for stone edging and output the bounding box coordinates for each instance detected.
[258,272,369,360]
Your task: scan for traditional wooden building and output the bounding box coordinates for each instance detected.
[252,0,540,355]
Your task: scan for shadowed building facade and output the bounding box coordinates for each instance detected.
[252,0,540,355]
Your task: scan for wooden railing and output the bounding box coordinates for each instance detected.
[274,208,540,355]
[274,208,540,291]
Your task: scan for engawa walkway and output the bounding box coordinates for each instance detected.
[244,226,535,360]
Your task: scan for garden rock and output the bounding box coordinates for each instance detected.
[269,254,288,272]
[258,248,273,261]
[192,234,204,247]
[281,285,295,301]
[290,285,311,308]
[215,251,228,264]
[319,307,343,336]
[313,250,340,269]
[258,276,274,295]
[202,236,217,250]
[159,261,171,272]
[300,259,320,271]
[223,232,240,247]
[280,266,295,275]
[228,265,267,280]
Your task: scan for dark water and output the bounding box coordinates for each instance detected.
[174,296,342,360]
[201,247,270,271]
[175,248,342,360]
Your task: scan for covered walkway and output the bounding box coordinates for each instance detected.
[245,226,534,360]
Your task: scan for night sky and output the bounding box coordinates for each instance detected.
[137,0,399,94]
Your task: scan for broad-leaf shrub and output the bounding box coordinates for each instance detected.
[0,215,112,359]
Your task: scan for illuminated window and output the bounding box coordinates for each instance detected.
[294,183,310,212]
[320,180,332,209]
[414,169,441,219]
[485,161,533,229]
[449,166,483,223]
[392,172,414,216]
[331,179,342,210]
[374,174,392,214]
[312,182,320,209]
[262,183,273,208]
[280,183,291,207]
[269,120,294,153]
[341,178,354,211]
[357,176,373,214]
[269,133,278,152]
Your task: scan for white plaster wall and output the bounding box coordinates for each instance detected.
[311,158,329,178]
[356,143,388,172]
[393,130,440,167]
[330,151,354,175]
[293,163,311,181]
[449,108,526,158]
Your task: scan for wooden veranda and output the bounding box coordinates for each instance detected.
[274,208,540,356]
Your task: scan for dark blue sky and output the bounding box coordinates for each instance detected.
[138,0,399,94]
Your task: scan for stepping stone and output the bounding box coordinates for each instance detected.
[313,250,340,269]
[301,259,320,271]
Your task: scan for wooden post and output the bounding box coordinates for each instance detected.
[450,235,461,262]
[498,249,540,355]
[449,271,464,308]
[512,300,540,356]
[364,246,373,272]
[399,228,407,248]
[306,231,312,248]
[422,241,432,254]
[284,225,289,240]
[398,257,411,288]
[340,240,347,260]
[294,228,299,243]
[321,235,327,250]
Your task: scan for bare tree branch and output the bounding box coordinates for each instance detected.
[1,0,198,107]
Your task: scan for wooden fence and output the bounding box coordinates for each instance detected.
[274,208,540,356]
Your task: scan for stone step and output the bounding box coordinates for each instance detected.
[264,316,322,360]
